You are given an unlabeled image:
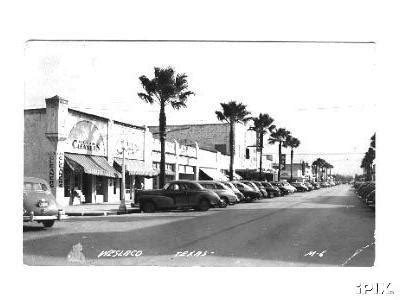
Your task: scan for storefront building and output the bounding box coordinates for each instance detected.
[24,96,156,207]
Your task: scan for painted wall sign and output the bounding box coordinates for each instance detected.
[58,152,64,188]
[68,121,106,156]
[113,125,145,160]
[49,152,55,188]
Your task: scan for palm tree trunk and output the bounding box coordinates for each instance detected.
[159,100,166,188]
[259,131,263,180]
[290,148,293,182]
[229,122,235,181]
[278,141,282,181]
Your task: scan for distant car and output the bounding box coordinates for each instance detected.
[241,181,269,198]
[310,182,320,189]
[258,181,281,197]
[358,182,375,199]
[303,182,314,191]
[135,180,220,213]
[221,181,245,202]
[365,190,375,208]
[280,181,297,193]
[271,182,290,195]
[23,177,66,228]
[320,181,330,188]
[197,181,239,206]
[290,182,309,192]
[231,181,261,202]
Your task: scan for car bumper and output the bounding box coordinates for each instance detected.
[23,210,67,222]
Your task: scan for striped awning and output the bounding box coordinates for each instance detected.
[65,153,121,178]
[200,168,228,181]
[114,158,159,177]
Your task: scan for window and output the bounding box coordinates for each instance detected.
[201,183,214,190]
[24,182,49,192]
[214,183,224,189]
[167,183,180,191]
[245,148,250,159]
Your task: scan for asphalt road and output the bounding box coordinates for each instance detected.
[23,184,375,266]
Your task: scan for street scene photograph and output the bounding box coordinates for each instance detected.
[23,40,376,266]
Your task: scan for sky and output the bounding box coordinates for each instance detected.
[24,41,376,176]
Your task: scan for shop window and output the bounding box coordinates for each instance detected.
[96,176,104,195]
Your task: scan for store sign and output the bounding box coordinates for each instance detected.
[48,152,64,189]
[68,121,106,155]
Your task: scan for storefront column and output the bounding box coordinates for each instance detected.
[102,177,109,203]
[194,142,199,180]
[174,140,180,180]
[130,175,134,200]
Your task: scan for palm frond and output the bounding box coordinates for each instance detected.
[137,92,155,104]
[170,100,187,110]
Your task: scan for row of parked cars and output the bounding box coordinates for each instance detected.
[135,179,339,213]
[353,181,375,208]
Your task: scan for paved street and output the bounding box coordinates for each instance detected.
[23,184,375,266]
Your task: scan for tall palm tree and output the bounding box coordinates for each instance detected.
[284,135,301,182]
[138,67,194,188]
[268,128,291,181]
[249,113,275,179]
[215,101,251,181]
[361,147,375,181]
[312,158,326,181]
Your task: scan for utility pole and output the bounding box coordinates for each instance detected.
[118,141,127,213]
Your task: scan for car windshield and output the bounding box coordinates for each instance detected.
[200,183,215,190]
[24,182,49,192]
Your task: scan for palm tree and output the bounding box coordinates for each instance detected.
[284,135,301,182]
[249,113,275,179]
[312,158,326,181]
[215,101,251,181]
[361,147,375,181]
[138,67,194,188]
[268,128,291,181]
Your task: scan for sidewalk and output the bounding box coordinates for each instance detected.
[64,201,141,217]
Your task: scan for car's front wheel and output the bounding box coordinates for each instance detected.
[142,201,156,213]
[198,199,210,211]
[42,220,55,228]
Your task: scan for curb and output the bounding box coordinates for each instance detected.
[66,208,141,217]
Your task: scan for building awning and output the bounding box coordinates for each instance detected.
[200,168,229,181]
[114,158,159,177]
[65,153,121,178]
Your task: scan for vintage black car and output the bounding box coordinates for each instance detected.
[23,177,66,227]
[231,181,261,202]
[135,180,220,213]
[257,181,281,197]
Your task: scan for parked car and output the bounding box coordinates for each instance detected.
[303,182,314,191]
[258,181,281,197]
[135,180,220,213]
[310,182,320,189]
[242,180,269,198]
[358,182,375,199]
[221,181,245,202]
[197,181,239,206]
[320,181,330,188]
[23,177,66,228]
[290,182,309,192]
[280,181,297,193]
[365,190,375,208]
[271,182,290,195]
[231,181,261,202]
